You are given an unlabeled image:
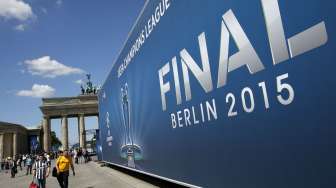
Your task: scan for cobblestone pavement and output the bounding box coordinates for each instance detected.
[0,160,158,188]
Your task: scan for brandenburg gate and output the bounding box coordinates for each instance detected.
[40,94,98,152]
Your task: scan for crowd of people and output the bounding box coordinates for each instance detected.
[0,153,52,178]
[0,148,91,188]
[73,148,91,164]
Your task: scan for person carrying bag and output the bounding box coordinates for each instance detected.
[32,154,50,188]
[29,177,39,188]
[52,166,58,177]
[56,150,75,188]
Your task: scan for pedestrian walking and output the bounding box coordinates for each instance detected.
[83,149,87,163]
[17,155,22,171]
[10,157,17,178]
[45,153,51,167]
[0,157,4,171]
[5,157,10,172]
[32,154,50,188]
[74,149,78,164]
[23,154,27,167]
[26,155,33,175]
[77,148,83,164]
[56,150,75,188]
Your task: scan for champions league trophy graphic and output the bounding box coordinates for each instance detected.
[106,112,113,146]
[120,83,141,168]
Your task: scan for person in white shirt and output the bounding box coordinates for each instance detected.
[45,153,51,166]
[22,155,27,167]
[74,149,78,164]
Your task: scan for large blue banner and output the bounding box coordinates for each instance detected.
[28,135,39,154]
[98,0,335,187]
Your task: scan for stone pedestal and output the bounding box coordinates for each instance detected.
[61,116,69,150]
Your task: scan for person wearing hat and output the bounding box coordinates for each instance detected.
[56,150,75,188]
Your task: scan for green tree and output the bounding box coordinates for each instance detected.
[90,134,97,152]
[51,131,62,149]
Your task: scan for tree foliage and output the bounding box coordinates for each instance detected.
[51,131,62,148]
[91,134,96,147]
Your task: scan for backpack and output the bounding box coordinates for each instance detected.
[52,167,58,177]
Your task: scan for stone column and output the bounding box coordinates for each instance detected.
[43,116,50,152]
[13,133,17,156]
[61,116,69,150]
[0,133,4,159]
[79,114,86,149]
[77,118,80,146]
[48,122,52,150]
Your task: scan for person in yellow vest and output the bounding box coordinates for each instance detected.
[56,150,75,188]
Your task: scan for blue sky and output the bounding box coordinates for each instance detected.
[0,0,145,145]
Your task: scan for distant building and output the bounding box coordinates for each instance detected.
[0,121,42,159]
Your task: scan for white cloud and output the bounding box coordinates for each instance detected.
[14,23,26,31]
[41,7,47,14]
[0,0,34,21]
[74,79,83,85]
[24,56,85,78]
[17,84,55,98]
[56,0,62,6]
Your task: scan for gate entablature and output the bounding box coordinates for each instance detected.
[40,95,98,152]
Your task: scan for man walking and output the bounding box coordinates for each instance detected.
[17,155,22,171]
[22,154,27,167]
[0,157,4,171]
[26,155,33,175]
[74,149,78,164]
[33,154,50,188]
[56,150,75,188]
[77,148,83,164]
[10,157,17,178]
[45,153,51,167]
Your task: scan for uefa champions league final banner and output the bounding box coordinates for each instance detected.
[99,0,335,187]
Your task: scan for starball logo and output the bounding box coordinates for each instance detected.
[158,0,328,129]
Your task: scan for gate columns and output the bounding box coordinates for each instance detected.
[40,95,98,152]
[43,116,51,152]
[61,116,69,150]
[79,114,86,149]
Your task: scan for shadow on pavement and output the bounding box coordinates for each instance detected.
[102,163,187,188]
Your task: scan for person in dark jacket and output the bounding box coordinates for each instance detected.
[10,157,17,178]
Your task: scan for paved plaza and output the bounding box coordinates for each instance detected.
[0,160,158,188]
